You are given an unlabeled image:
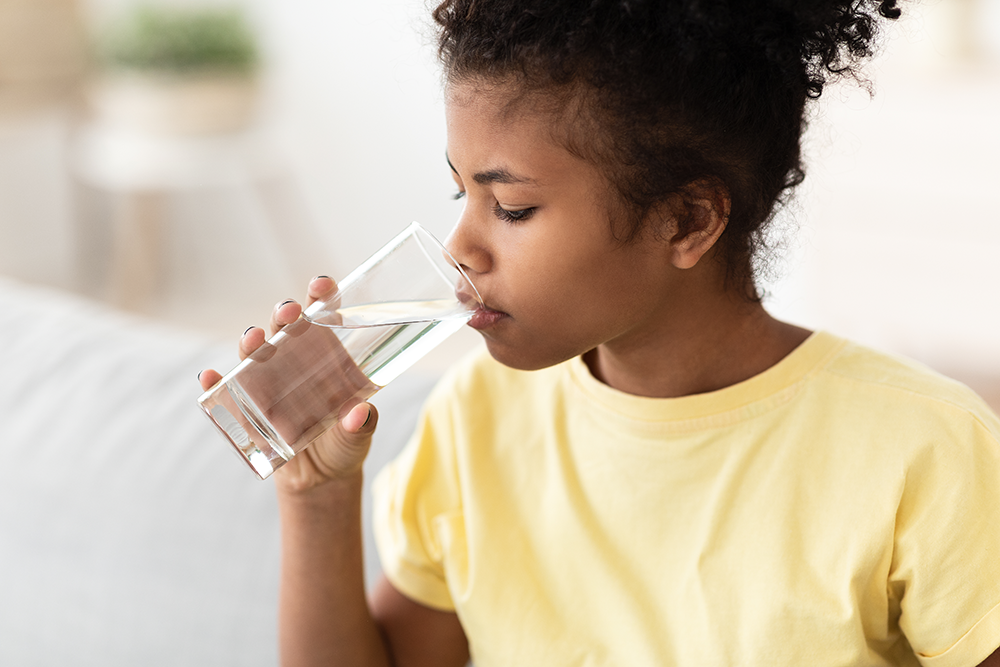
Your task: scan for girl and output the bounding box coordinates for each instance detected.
[200,1,1000,665]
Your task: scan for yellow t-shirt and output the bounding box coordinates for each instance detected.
[372,332,1000,667]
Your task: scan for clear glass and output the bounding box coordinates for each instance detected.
[198,222,482,479]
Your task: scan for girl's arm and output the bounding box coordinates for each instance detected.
[370,575,470,667]
[278,469,469,667]
[277,471,392,667]
[276,440,469,667]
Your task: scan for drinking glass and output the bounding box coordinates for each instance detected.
[198,222,481,479]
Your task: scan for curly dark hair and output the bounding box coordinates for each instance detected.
[432,0,902,298]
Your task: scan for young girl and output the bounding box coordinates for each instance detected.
[200,1,1000,665]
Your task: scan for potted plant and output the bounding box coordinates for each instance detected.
[89,5,261,135]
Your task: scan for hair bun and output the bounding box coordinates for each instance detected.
[761,0,902,96]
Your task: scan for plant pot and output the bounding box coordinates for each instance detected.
[87,71,260,136]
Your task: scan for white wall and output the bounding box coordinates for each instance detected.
[248,0,461,266]
[767,0,1000,377]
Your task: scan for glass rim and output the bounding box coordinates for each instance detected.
[302,221,483,325]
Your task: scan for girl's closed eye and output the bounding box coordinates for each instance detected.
[493,203,535,223]
[453,188,534,223]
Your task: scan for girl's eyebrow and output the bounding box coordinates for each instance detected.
[445,151,535,185]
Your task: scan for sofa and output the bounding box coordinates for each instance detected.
[0,276,439,666]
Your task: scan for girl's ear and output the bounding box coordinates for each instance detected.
[660,179,731,270]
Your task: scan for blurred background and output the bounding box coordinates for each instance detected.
[0,0,998,397]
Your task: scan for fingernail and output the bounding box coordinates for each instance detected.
[362,406,372,428]
[313,275,331,281]
[243,326,255,337]
[197,370,203,382]
[278,299,295,308]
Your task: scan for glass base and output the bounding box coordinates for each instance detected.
[199,383,292,480]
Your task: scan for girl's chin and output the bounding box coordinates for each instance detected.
[480,336,579,373]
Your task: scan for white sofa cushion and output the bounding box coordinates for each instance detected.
[0,277,437,665]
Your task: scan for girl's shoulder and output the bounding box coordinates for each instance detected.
[822,337,1000,433]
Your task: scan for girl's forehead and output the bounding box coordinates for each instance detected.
[445,103,610,197]
[446,98,572,167]
[444,78,607,183]
[447,86,545,144]
[445,80,526,127]
[446,77,581,125]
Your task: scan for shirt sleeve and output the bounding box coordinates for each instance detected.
[891,401,1000,667]
[372,383,462,612]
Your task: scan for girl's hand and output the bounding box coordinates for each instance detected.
[198,276,380,494]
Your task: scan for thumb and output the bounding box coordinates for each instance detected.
[308,401,379,478]
[275,402,380,491]
[342,402,378,436]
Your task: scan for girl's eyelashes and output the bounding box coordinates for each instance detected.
[452,188,533,223]
[493,202,535,223]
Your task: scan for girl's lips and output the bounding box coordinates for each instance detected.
[468,306,507,330]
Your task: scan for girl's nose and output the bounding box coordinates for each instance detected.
[444,212,492,278]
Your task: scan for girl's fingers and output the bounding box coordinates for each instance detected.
[206,278,335,391]
[198,368,223,391]
[270,299,303,336]
[238,326,266,360]
[306,275,337,306]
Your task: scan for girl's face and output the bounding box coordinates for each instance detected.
[444,82,683,371]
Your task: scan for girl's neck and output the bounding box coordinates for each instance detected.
[583,296,811,399]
